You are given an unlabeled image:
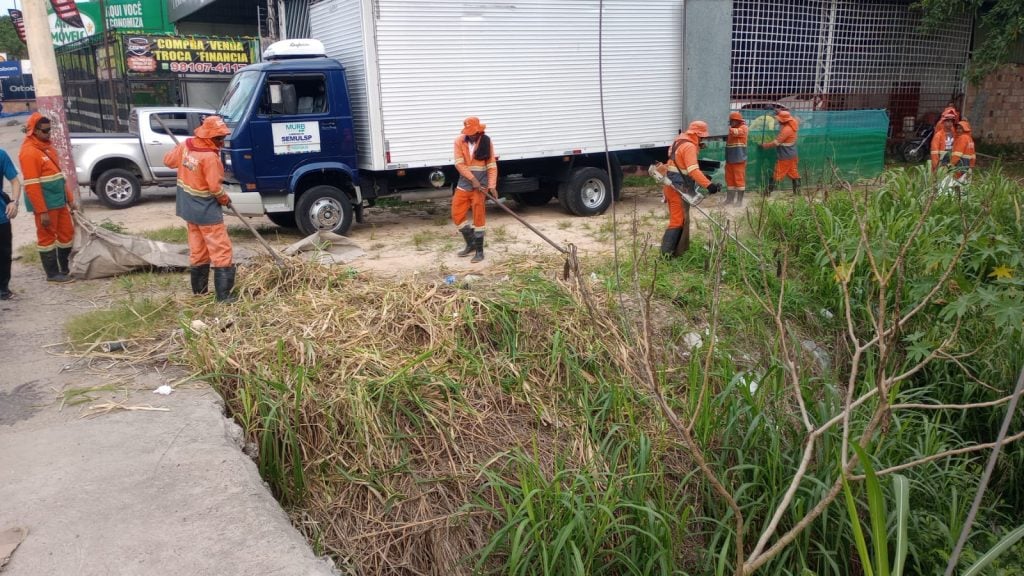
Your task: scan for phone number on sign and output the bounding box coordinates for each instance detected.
[168,62,248,74]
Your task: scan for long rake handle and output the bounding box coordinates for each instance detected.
[486,190,568,254]
[153,115,287,268]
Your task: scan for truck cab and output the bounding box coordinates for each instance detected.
[220,40,361,235]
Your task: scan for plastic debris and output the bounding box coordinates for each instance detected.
[153,385,174,396]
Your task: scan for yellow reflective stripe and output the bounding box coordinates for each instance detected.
[685,164,699,174]
[178,180,218,196]
[726,144,746,147]
[24,173,64,185]
[930,150,941,155]
[486,162,497,169]
[454,156,466,164]
[777,142,795,147]
[960,154,975,159]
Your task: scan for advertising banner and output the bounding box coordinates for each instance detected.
[272,122,322,155]
[2,75,36,100]
[50,0,85,28]
[8,10,26,44]
[0,61,22,78]
[123,35,257,75]
[49,0,173,47]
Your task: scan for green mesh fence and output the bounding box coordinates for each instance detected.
[700,109,889,190]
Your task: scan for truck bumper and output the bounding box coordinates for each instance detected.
[225,185,266,217]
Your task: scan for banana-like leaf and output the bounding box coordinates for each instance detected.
[891,475,909,576]
[962,523,1024,576]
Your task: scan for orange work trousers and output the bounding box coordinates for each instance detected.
[33,207,74,250]
[726,162,747,189]
[451,188,486,229]
[187,222,233,267]
[663,184,687,229]
[773,158,800,181]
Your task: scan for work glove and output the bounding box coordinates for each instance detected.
[706,183,722,195]
[216,193,231,207]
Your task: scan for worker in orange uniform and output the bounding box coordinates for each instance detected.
[163,115,236,302]
[661,120,719,256]
[452,116,497,263]
[760,109,800,196]
[725,111,749,205]
[19,112,76,283]
[930,110,957,173]
[949,120,976,179]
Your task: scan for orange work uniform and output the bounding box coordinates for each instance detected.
[768,120,800,181]
[451,134,498,231]
[664,132,711,229]
[20,113,74,252]
[930,125,955,172]
[725,122,749,192]
[163,138,233,267]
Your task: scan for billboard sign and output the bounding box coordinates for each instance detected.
[123,35,257,75]
[48,0,173,46]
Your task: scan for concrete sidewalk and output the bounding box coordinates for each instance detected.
[0,262,336,575]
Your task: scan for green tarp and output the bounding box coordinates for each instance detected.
[701,109,889,190]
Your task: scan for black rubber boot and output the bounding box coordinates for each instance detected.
[660,228,683,257]
[792,178,801,196]
[766,179,776,197]
[725,189,735,205]
[735,189,745,206]
[40,250,73,283]
[456,226,475,257]
[213,265,237,303]
[190,264,210,295]
[56,246,72,276]
[470,233,485,263]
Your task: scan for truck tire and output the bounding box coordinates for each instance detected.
[95,168,142,209]
[266,212,297,229]
[559,166,612,216]
[514,189,554,207]
[295,185,353,236]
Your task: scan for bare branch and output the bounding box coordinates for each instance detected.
[856,429,1024,480]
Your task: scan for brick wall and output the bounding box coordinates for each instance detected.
[965,63,1024,145]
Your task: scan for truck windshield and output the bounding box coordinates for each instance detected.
[218,71,260,126]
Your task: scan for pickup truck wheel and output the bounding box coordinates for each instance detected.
[559,167,611,216]
[295,185,353,236]
[266,212,297,229]
[96,169,141,209]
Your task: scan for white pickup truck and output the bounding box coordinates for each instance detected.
[71,107,213,208]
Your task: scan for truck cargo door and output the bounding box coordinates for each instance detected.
[249,74,340,193]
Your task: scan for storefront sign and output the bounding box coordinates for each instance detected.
[49,0,173,46]
[124,35,256,75]
[271,122,322,155]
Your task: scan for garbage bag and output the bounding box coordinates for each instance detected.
[70,212,191,279]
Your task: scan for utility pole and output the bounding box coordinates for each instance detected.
[21,0,80,199]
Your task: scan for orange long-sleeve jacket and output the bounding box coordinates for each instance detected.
[163,137,226,199]
[764,120,799,159]
[930,126,954,171]
[726,123,749,164]
[19,112,72,213]
[453,134,498,191]
[666,132,711,188]
[950,133,975,169]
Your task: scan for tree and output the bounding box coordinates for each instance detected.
[0,16,28,61]
[914,0,1024,83]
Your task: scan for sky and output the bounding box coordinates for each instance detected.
[0,1,16,15]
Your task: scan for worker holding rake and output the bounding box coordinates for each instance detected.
[163,115,237,302]
[452,116,497,263]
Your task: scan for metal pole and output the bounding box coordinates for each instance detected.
[97,0,119,132]
[22,0,80,201]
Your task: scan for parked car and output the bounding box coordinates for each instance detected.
[71,107,214,209]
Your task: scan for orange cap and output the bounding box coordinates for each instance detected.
[729,111,744,122]
[776,110,794,123]
[195,115,230,138]
[461,116,486,135]
[686,120,709,138]
[956,120,971,132]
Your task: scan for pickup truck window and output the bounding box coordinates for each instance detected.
[259,75,327,117]
[150,112,190,136]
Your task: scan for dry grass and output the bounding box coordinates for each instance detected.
[171,256,690,574]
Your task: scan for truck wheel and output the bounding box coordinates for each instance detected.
[266,212,297,229]
[295,185,353,236]
[514,189,554,207]
[559,167,612,216]
[95,168,141,209]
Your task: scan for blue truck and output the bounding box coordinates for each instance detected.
[220,1,697,236]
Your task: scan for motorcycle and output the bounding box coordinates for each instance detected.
[899,124,934,164]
